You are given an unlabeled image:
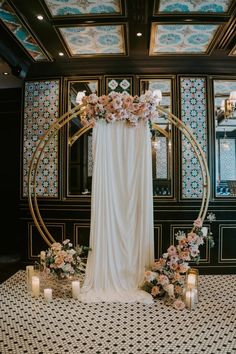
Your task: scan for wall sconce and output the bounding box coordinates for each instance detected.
[222,91,236,119]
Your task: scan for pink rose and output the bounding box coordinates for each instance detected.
[173,299,185,310]
[167,245,177,256]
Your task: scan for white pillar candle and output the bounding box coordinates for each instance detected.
[192,287,199,304]
[32,275,40,298]
[44,288,52,303]
[185,288,196,310]
[26,265,34,291]
[72,281,80,299]
[187,273,197,287]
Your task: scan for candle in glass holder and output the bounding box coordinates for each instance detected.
[44,288,52,303]
[32,275,40,297]
[185,288,196,310]
[26,265,34,291]
[72,281,80,299]
[187,273,197,288]
[192,287,199,304]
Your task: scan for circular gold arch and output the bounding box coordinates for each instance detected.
[28,104,210,246]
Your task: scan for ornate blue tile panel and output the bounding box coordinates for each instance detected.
[156,136,168,179]
[156,0,232,13]
[150,24,219,54]
[180,77,207,199]
[43,0,122,16]
[219,139,236,181]
[59,25,126,56]
[23,80,60,197]
[106,77,132,94]
[0,1,48,61]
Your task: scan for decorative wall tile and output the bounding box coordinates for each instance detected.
[0,1,48,61]
[220,139,236,180]
[23,80,60,197]
[150,24,219,54]
[180,77,207,199]
[156,136,168,179]
[106,77,132,94]
[59,25,126,56]
[43,0,122,16]
[156,0,232,13]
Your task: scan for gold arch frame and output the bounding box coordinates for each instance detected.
[28,103,210,246]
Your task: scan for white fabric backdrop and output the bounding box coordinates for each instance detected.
[80,120,154,303]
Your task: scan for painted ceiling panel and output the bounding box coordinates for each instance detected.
[59,25,126,55]
[150,24,219,54]
[43,0,122,16]
[156,0,232,13]
[0,0,48,61]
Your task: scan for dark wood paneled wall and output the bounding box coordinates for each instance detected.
[0,88,21,255]
[14,74,236,274]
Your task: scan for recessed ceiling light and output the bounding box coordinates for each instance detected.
[85,20,95,24]
[137,32,142,37]
[3,72,9,75]
[184,18,193,22]
[37,15,44,20]
[59,52,64,56]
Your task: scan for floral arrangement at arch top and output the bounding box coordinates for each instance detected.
[77,90,161,127]
[40,239,90,280]
[142,213,215,310]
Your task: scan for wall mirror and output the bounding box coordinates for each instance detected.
[140,78,173,197]
[214,79,236,197]
[67,79,99,196]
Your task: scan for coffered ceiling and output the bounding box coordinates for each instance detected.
[0,0,235,78]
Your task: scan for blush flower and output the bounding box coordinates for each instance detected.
[42,240,90,279]
[173,299,185,310]
[151,286,160,297]
[167,245,177,256]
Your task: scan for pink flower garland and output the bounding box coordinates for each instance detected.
[79,91,160,126]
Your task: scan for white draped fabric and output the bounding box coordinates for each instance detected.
[80,120,154,303]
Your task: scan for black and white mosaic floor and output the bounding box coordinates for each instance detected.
[0,271,235,354]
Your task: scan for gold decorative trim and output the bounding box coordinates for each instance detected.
[154,224,162,259]
[74,223,90,247]
[28,222,65,259]
[218,224,236,263]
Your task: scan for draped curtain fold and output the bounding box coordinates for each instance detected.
[80,120,154,303]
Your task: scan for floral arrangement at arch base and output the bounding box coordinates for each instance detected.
[40,239,90,280]
[142,213,215,310]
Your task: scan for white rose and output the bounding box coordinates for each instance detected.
[164,284,174,297]
[201,227,208,237]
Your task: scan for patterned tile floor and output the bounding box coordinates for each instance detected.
[0,271,235,354]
